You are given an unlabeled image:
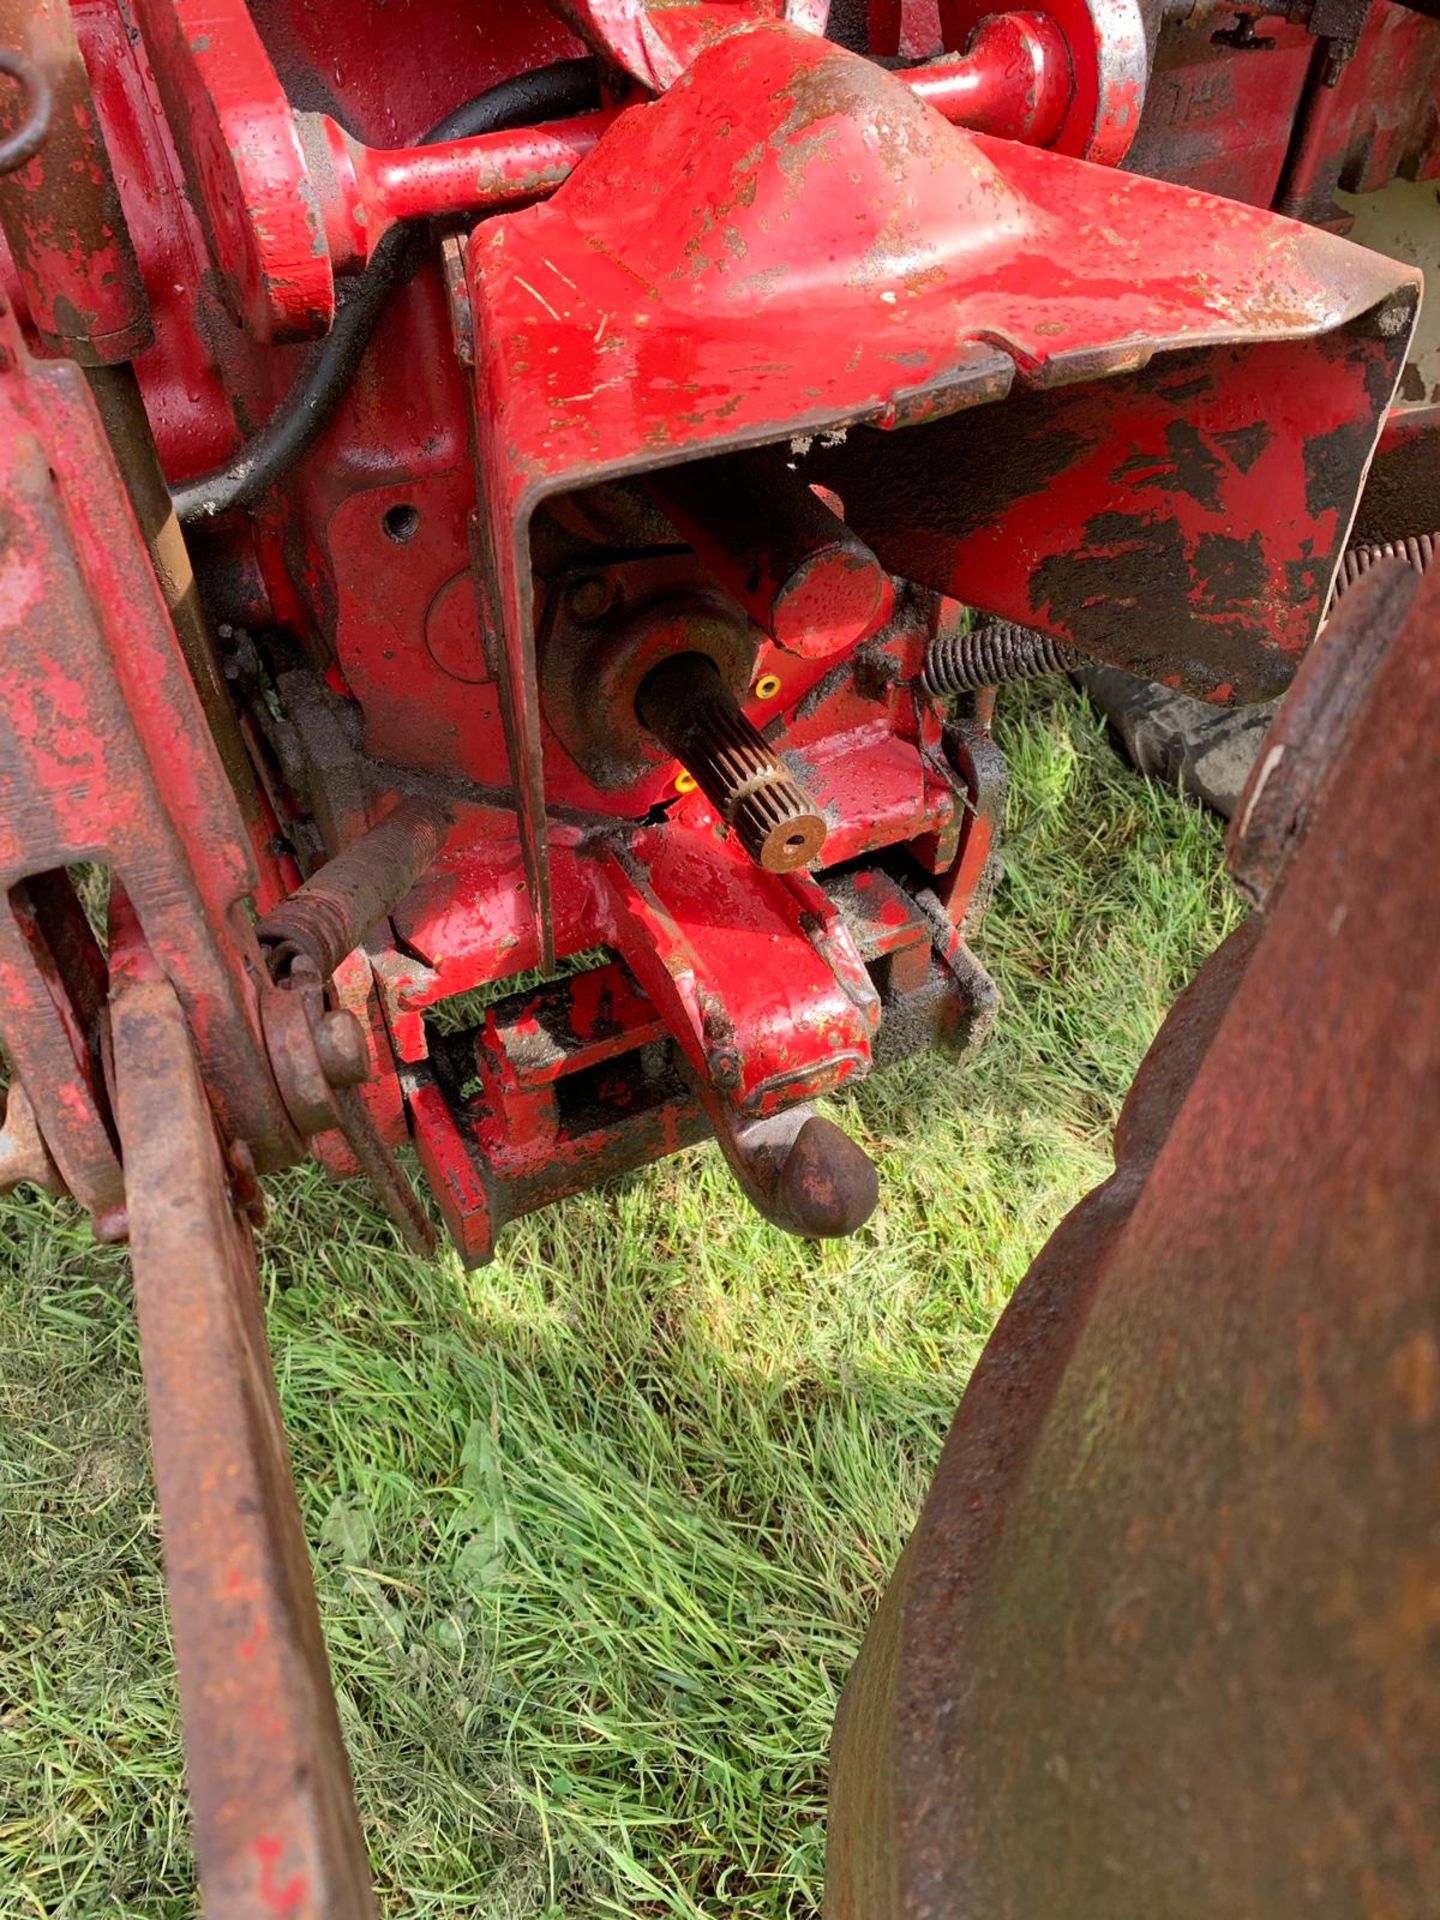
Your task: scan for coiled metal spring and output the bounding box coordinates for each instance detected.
[924,533,1437,699]
[1333,533,1435,599]
[921,620,1074,697]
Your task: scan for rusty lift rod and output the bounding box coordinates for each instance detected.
[111,967,378,1918]
[258,796,452,981]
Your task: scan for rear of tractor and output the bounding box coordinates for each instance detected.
[0,1,1435,1912]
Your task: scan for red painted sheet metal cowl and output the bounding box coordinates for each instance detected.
[466,19,1416,948]
[470,22,1413,475]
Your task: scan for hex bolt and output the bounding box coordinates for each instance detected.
[636,651,827,873]
[313,1008,370,1089]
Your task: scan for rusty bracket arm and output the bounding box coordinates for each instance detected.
[111,964,377,1920]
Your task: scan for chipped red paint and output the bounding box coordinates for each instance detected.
[252,1837,309,1919]
[129,0,335,342]
[111,968,374,1918]
[811,320,1415,698]
[3,3,1438,1907]
[0,0,151,362]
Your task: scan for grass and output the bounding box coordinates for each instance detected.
[0,679,1240,1918]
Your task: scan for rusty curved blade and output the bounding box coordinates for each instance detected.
[829,561,1440,1916]
[112,975,376,1920]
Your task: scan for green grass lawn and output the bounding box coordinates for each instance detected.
[0,679,1239,1919]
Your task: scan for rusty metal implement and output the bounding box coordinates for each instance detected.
[829,560,1440,1917]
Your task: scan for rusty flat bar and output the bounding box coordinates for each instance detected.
[112,973,376,1920]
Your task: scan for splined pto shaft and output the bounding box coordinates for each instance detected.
[637,652,827,873]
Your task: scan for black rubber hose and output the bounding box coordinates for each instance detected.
[173,58,599,524]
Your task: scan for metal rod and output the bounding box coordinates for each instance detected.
[112,970,377,1919]
[646,450,888,658]
[636,653,827,872]
[258,796,452,980]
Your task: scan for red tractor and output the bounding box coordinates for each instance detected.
[0,1,1436,1911]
